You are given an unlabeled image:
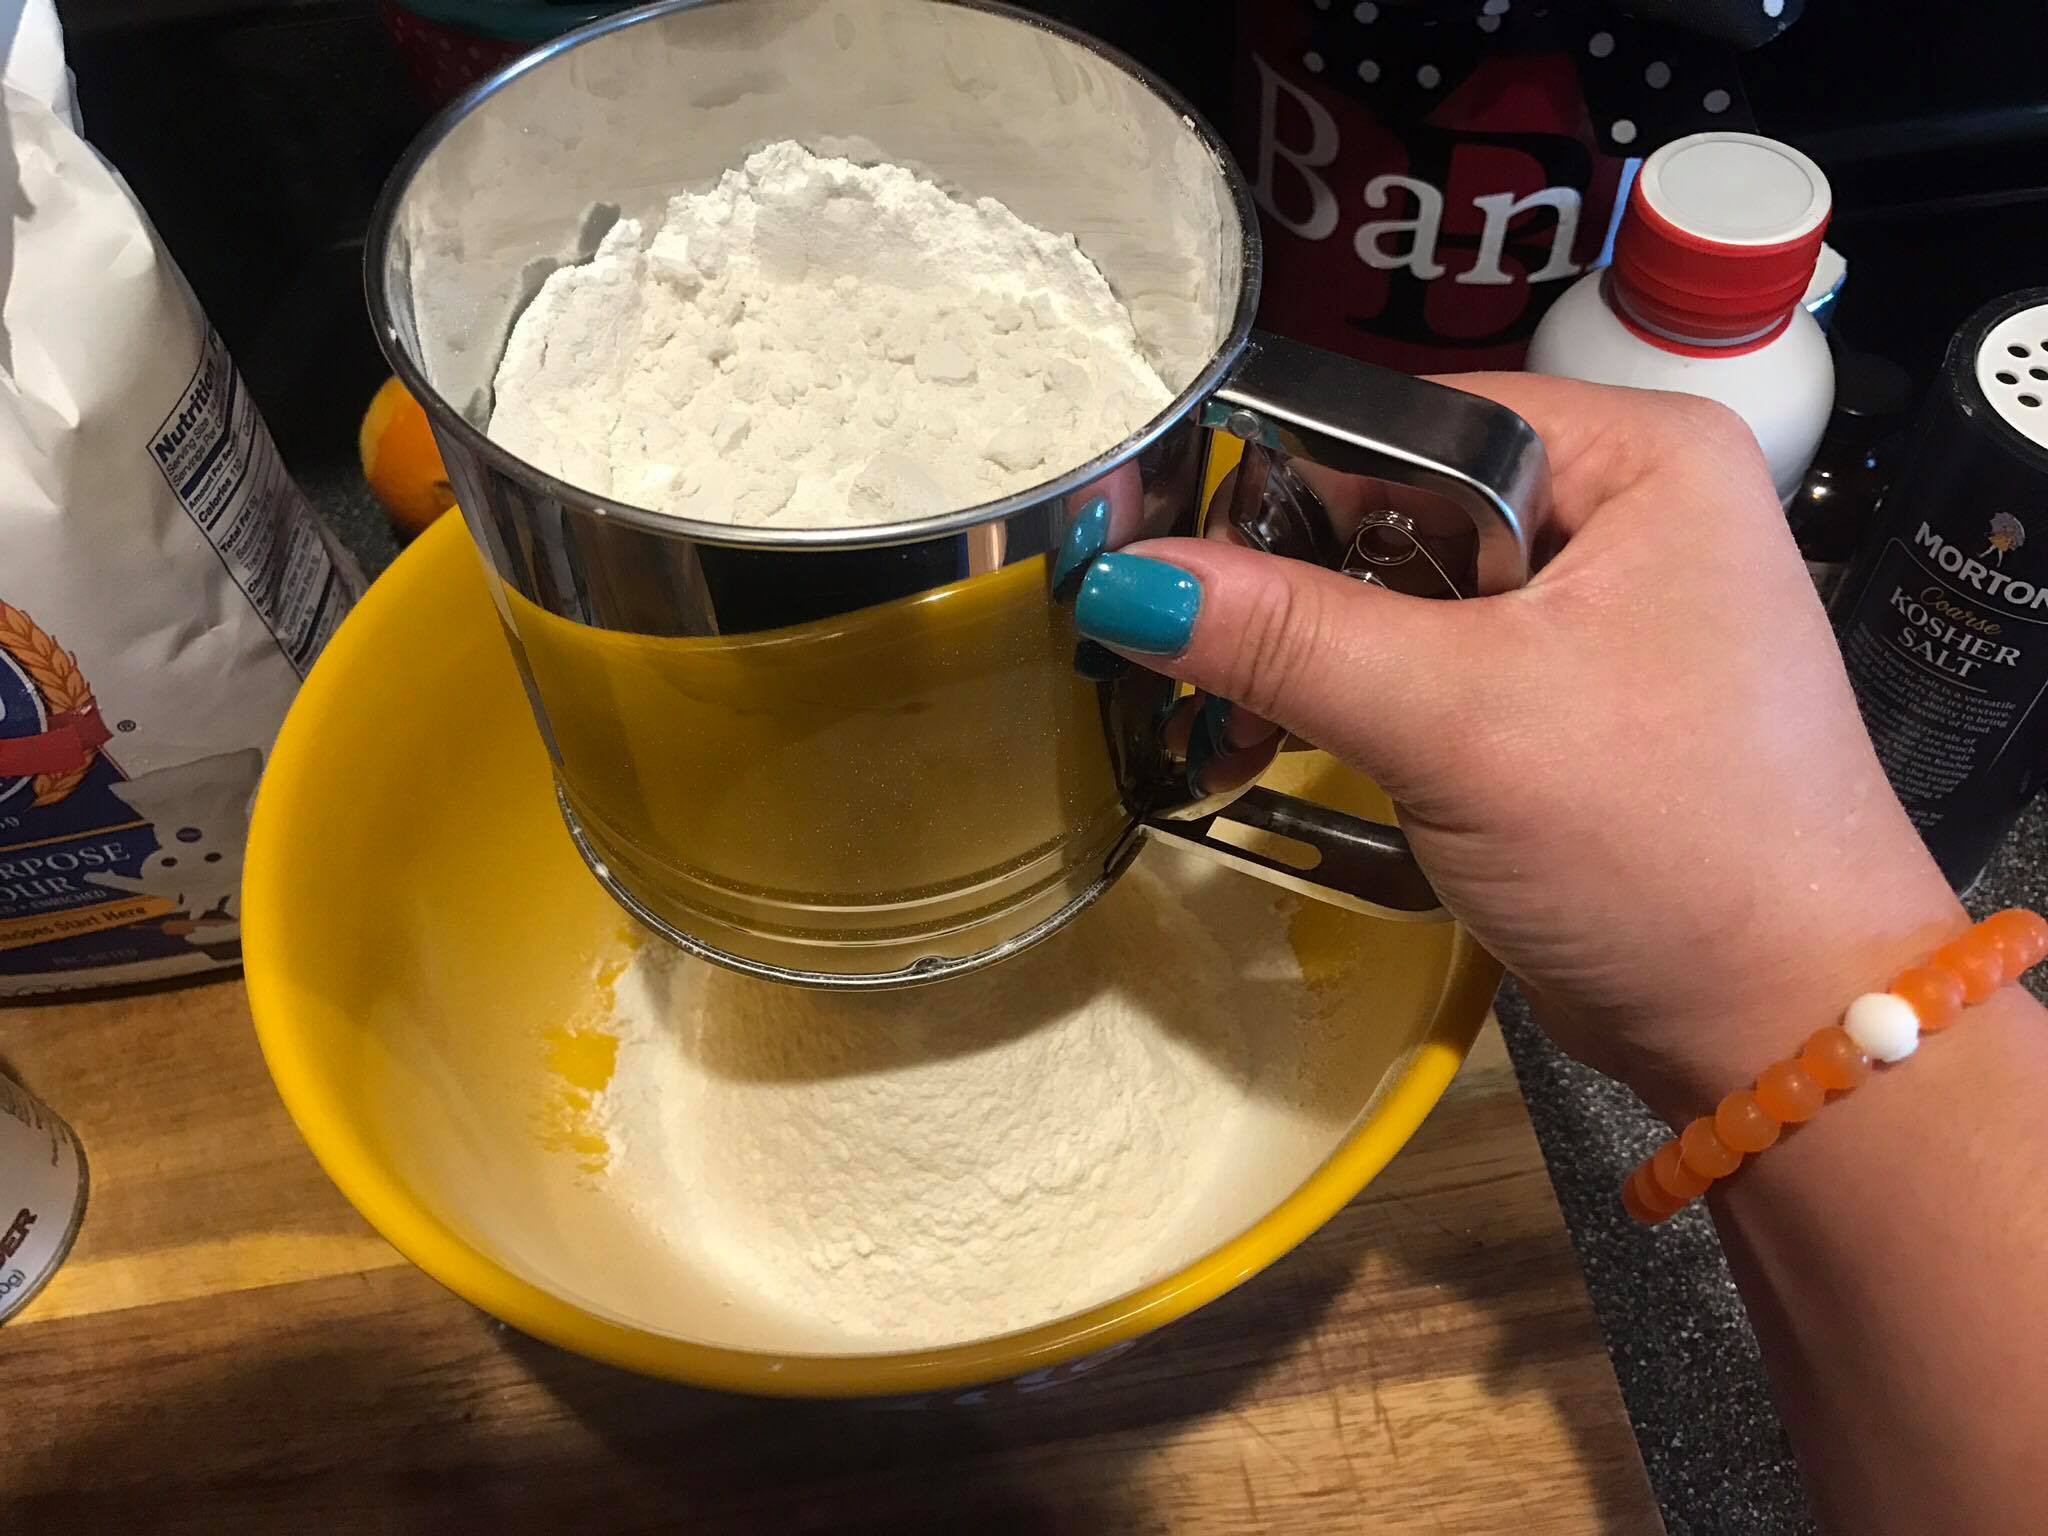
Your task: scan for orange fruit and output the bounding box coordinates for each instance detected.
[359,376,455,538]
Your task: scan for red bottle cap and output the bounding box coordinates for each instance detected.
[1610,133,1831,350]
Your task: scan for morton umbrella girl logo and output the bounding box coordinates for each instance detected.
[1983,511,2026,565]
[0,601,111,808]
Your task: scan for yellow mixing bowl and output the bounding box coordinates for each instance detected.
[244,512,1498,1397]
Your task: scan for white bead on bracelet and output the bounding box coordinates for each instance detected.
[1843,992,1922,1063]
[1626,909,2048,1226]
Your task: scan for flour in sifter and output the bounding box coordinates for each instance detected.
[488,140,1173,528]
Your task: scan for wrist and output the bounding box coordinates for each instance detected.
[1617,905,2048,1230]
[1612,865,1969,1127]
[1716,985,2048,1207]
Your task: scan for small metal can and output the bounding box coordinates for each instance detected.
[0,1072,88,1325]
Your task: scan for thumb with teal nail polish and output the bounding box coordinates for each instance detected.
[1069,535,1460,802]
[1074,553,1203,655]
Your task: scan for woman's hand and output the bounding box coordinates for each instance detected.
[1074,370,2048,1533]
[1074,373,1964,1118]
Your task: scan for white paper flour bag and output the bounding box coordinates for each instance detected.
[0,1,362,994]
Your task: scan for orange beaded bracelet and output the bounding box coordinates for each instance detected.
[1623,906,2048,1225]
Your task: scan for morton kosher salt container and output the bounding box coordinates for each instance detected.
[1832,289,2048,892]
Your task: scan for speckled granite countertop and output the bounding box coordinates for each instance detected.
[307,463,2045,1536]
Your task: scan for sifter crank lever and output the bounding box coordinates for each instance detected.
[1136,335,1550,921]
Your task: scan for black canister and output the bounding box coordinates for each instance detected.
[1788,352,1912,606]
[1832,288,2048,892]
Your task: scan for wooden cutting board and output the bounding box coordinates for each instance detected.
[1,977,1659,1533]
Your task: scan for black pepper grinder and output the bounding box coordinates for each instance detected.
[1788,351,1912,606]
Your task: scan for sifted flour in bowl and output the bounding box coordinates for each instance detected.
[590,851,1340,1349]
[488,140,1173,529]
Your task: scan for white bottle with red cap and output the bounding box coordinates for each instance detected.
[1528,132,1835,505]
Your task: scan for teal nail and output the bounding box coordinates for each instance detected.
[1075,554,1202,656]
[1052,498,1111,594]
[1071,639,1128,681]
[1186,696,1232,795]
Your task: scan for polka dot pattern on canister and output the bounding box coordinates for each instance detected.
[1268,2,1788,159]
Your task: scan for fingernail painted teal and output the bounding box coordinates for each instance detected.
[1071,639,1128,681]
[1074,554,1201,655]
[1051,499,1111,594]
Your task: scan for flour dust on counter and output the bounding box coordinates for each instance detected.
[487,140,1173,529]
[586,848,1360,1349]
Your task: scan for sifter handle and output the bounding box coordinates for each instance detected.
[1141,333,1551,921]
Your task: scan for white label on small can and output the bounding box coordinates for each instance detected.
[0,1074,87,1324]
